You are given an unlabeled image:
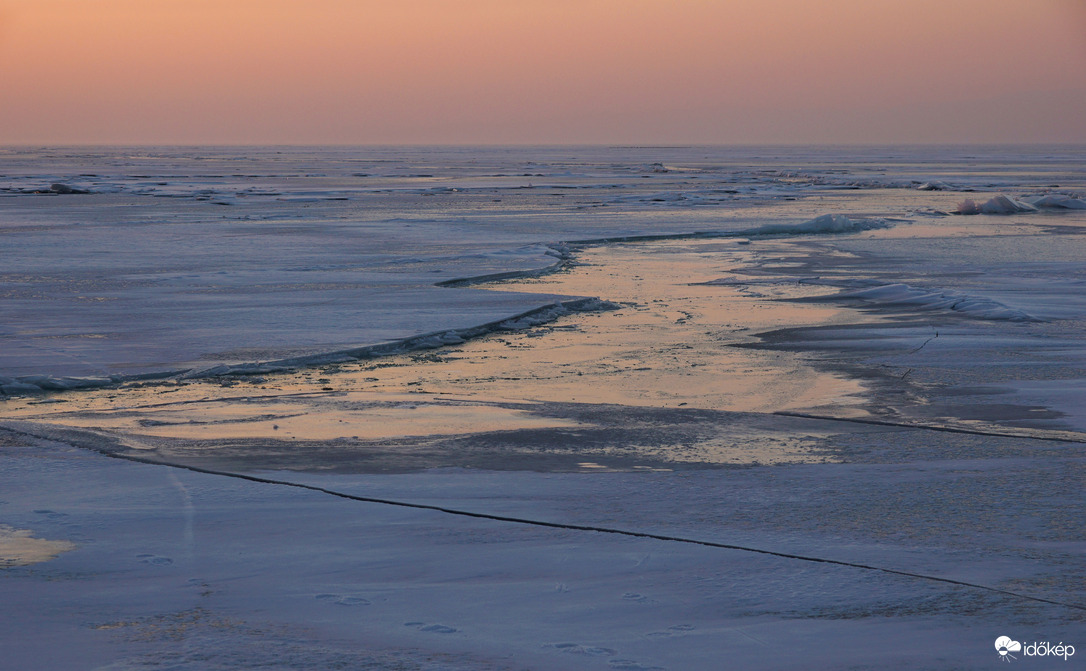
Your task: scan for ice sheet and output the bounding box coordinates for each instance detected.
[3,145,1086,670]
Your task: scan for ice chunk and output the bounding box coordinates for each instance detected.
[1026,193,1086,209]
[49,183,90,195]
[955,195,1037,215]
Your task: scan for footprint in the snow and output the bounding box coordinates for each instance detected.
[137,554,173,566]
[549,643,616,656]
[622,592,649,603]
[34,509,68,519]
[315,594,370,606]
[609,660,665,671]
[646,624,696,638]
[422,624,458,633]
[404,622,458,634]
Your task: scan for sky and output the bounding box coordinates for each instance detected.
[1,0,1084,145]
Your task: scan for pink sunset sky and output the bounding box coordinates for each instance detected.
[1,0,1084,145]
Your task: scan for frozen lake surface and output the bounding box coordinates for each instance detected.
[2,145,1084,384]
[1,146,1084,669]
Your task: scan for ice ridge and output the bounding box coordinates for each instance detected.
[950,193,1086,215]
[832,283,1038,322]
[436,244,573,287]
[955,195,1037,215]
[0,298,619,396]
[1027,193,1086,210]
[736,214,892,236]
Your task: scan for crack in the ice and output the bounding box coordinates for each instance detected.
[772,411,1086,444]
[6,424,1084,614]
[904,330,938,356]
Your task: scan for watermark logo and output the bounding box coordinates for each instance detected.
[996,636,1021,662]
[995,636,1075,662]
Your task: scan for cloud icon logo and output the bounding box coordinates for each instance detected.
[996,636,1022,661]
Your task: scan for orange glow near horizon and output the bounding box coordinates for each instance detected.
[1,0,1084,144]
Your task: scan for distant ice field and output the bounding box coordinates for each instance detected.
[1,145,1084,394]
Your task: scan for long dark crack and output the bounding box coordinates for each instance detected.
[5,424,1083,614]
